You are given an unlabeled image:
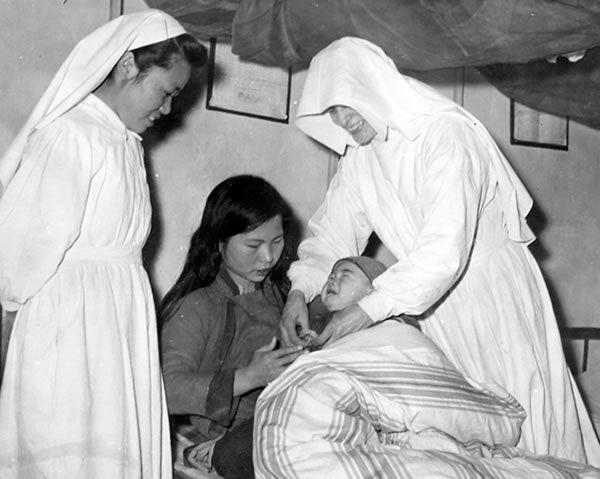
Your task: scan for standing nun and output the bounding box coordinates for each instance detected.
[281,36,600,464]
[0,10,206,478]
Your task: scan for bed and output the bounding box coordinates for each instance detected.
[138,325,600,479]
[253,323,600,478]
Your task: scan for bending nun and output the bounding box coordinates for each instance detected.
[281,36,600,463]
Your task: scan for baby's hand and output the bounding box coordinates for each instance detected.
[298,329,321,351]
[298,328,318,342]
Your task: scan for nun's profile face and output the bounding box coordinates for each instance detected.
[117,55,191,134]
[328,105,377,145]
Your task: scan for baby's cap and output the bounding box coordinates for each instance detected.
[334,256,387,283]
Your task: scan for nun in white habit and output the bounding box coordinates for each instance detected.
[0,10,206,478]
[281,36,600,464]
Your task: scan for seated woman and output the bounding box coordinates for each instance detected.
[159,175,304,479]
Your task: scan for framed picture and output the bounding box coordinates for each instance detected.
[510,100,569,151]
[206,38,292,123]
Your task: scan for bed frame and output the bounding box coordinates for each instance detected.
[560,327,600,374]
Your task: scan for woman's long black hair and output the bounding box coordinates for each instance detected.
[159,174,297,325]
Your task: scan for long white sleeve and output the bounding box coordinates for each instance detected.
[358,119,489,321]
[0,120,94,310]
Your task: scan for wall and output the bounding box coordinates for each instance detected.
[0,0,109,150]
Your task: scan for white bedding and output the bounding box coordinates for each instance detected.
[253,322,600,478]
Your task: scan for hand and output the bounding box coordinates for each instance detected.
[310,304,373,349]
[280,290,309,347]
[236,338,304,395]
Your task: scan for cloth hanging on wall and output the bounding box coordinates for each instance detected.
[479,48,600,130]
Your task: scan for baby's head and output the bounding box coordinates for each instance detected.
[320,256,387,312]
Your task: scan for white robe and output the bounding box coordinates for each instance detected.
[0,95,171,478]
[289,115,600,463]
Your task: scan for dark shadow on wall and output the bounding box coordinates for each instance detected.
[527,202,549,262]
[285,205,303,265]
[526,203,569,329]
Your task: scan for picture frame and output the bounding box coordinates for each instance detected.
[206,38,292,123]
[510,99,569,151]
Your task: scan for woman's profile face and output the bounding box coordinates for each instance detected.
[329,105,377,145]
[119,56,191,134]
[220,215,285,289]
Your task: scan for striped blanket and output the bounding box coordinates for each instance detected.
[254,322,600,478]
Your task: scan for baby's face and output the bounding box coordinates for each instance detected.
[320,260,373,312]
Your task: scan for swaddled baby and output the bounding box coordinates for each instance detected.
[299,256,419,350]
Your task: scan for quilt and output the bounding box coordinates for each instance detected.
[253,322,600,478]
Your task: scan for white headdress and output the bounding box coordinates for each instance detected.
[0,9,186,191]
[296,37,534,243]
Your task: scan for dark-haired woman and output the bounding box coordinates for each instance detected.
[0,10,206,479]
[160,175,303,479]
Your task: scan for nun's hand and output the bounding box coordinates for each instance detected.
[311,304,373,348]
[280,290,309,347]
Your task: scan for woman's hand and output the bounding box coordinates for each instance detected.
[234,338,303,395]
[280,290,309,347]
[310,304,373,349]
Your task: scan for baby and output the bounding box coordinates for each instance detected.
[299,256,419,349]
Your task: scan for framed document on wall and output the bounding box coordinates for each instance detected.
[510,100,569,151]
[206,38,292,123]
